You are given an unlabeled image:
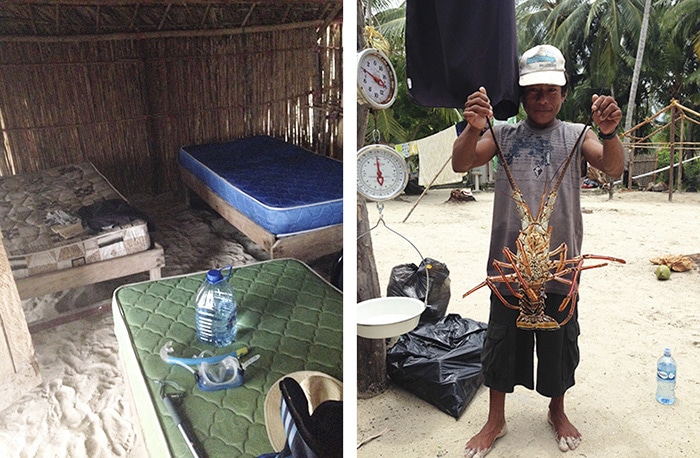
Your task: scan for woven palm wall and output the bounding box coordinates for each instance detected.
[0,6,342,196]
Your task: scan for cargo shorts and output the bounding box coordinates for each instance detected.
[481,292,580,398]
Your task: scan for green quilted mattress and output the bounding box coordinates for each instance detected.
[112,258,343,457]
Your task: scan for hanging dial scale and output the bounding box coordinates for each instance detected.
[357,48,398,110]
[357,143,409,202]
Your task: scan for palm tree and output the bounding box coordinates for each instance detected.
[363,0,699,144]
[659,0,700,107]
[664,0,700,58]
[517,0,647,122]
[624,0,653,136]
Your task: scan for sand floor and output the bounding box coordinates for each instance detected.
[2,186,699,457]
[357,187,700,457]
[0,192,337,457]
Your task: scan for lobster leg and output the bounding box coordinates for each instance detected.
[462,275,521,312]
[555,254,625,326]
[557,257,586,326]
[485,278,521,311]
[493,256,525,298]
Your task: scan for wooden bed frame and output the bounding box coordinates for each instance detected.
[180,166,342,262]
[0,161,166,301]
[14,243,164,300]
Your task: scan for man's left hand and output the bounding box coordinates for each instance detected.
[591,94,622,136]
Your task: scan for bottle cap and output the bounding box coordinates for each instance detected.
[664,347,671,356]
[206,269,224,284]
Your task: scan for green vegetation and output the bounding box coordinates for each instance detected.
[360,0,700,168]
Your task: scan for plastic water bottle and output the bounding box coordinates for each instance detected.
[656,347,676,405]
[195,266,237,347]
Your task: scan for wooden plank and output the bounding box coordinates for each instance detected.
[14,244,164,300]
[28,300,111,334]
[272,225,342,260]
[0,231,41,412]
[180,165,342,262]
[0,20,325,43]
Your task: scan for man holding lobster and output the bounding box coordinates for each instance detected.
[452,45,625,457]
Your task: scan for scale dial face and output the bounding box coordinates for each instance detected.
[357,48,398,110]
[357,144,409,201]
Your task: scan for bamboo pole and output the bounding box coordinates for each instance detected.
[668,104,676,201]
[674,99,700,119]
[402,155,453,223]
[0,20,326,43]
[677,113,685,192]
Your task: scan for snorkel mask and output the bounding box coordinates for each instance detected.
[160,341,260,391]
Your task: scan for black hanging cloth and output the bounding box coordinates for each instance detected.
[405,0,520,120]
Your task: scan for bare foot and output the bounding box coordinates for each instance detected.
[464,421,508,458]
[547,410,581,452]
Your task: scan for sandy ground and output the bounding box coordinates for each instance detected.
[357,187,700,457]
[2,185,699,457]
[0,193,336,458]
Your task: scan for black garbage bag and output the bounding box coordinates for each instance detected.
[387,258,451,323]
[387,314,487,419]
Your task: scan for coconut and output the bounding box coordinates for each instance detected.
[655,265,671,281]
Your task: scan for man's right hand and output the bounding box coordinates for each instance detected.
[462,87,493,131]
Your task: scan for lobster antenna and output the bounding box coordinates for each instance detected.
[536,118,591,216]
[549,116,592,196]
[487,116,591,218]
[486,117,518,192]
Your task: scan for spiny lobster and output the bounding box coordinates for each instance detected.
[462,119,625,330]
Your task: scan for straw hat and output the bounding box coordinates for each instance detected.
[264,371,343,452]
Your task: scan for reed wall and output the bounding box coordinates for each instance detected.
[0,22,342,197]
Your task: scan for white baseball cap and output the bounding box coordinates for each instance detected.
[519,45,566,87]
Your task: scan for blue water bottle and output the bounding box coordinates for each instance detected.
[656,347,676,405]
[195,266,237,347]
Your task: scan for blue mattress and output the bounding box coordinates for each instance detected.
[179,136,343,236]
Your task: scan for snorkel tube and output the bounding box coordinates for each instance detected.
[159,341,259,391]
[160,341,247,366]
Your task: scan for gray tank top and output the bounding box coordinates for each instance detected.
[487,119,587,296]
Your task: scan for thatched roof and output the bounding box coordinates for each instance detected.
[0,1,343,41]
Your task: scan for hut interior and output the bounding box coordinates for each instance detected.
[0,0,343,313]
[0,0,343,196]
[0,0,343,423]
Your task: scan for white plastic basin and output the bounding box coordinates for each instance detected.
[357,297,425,339]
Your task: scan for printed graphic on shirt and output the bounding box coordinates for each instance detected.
[505,134,553,179]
